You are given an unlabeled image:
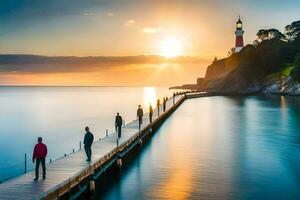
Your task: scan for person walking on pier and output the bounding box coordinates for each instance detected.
[163,97,166,112]
[149,103,153,123]
[157,99,160,116]
[83,126,94,162]
[115,113,123,138]
[137,105,144,131]
[32,137,47,181]
[173,92,175,105]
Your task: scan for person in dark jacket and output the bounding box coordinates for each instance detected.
[32,137,47,180]
[115,113,123,138]
[149,103,153,123]
[173,92,175,105]
[137,105,144,131]
[156,99,160,116]
[83,126,94,162]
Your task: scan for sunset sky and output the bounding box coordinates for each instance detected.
[0,0,299,86]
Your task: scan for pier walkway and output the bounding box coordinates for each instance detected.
[0,93,203,200]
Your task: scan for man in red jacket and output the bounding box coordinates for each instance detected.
[32,137,47,180]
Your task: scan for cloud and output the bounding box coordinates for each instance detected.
[0,54,208,74]
[123,19,135,27]
[107,12,114,17]
[83,12,95,16]
[142,27,163,34]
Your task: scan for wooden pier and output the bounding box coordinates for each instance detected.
[0,92,209,200]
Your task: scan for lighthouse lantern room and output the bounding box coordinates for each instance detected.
[235,17,244,53]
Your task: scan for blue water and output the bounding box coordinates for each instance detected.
[0,87,172,181]
[100,96,300,200]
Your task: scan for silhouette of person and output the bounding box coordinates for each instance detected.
[32,137,47,180]
[157,99,160,116]
[83,126,94,162]
[163,97,166,112]
[115,113,123,138]
[137,105,144,131]
[173,92,175,105]
[149,103,153,123]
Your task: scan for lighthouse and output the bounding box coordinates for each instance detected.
[235,17,244,53]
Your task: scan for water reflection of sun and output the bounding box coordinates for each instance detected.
[144,87,157,108]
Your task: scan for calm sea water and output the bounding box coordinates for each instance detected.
[100,96,300,200]
[0,87,172,181]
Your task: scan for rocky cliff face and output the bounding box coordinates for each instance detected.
[204,54,241,82]
[205,67,262,94]
[262,76,300,95]
[202,39,300,96]
[205,59,228,81]
[205,66,300,95]
[203,58,300,95]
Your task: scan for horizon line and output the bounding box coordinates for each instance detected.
[0,53,215,60]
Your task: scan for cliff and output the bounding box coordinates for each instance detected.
[203,20,300,95]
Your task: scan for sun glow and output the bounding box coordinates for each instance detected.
[158,37,183,58]
[143,87,157,108]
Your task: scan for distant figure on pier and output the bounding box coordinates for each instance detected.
[83,126,94,162]
[173,93,175,105]
[32,137,47,181]
[137,105,144,131]
[157,99,160,116]
[149,103,153,123]
[163,98,166,112]
[115,113,123,138]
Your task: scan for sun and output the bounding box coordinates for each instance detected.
[158,37,183,58]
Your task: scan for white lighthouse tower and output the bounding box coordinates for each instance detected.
[235,16,244,53]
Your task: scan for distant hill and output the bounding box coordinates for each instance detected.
[0,54,205,65]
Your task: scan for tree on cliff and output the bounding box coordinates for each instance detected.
[254,29,286,44]
[285,21,300,41]
[291,55,300,81]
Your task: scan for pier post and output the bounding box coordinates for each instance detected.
[89,166,95,200]
[24,153,27,173]
[117,154,122,169]
[89,179,95,200]
[138,139,143,147]
[106,129,108,137]
[79,141,82,150]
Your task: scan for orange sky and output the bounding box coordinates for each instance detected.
[0,0,299,86]
[0,62,209,86]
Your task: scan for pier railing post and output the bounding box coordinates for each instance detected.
[106,129,108,137]
[24,153,27,174]
[89,166,95,200]
[173,96,175,105]
[79,141,82,150]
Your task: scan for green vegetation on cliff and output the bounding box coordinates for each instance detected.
[291,54,300,81]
